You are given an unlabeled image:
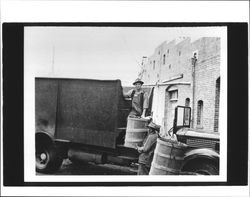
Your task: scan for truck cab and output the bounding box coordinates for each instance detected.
[173,106,220,175]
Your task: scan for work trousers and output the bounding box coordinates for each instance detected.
[137,163,150,175]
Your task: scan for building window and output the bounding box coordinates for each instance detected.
[158,51,160,55]
[179,51,181,56]
[157,74,159,79]
[148,74,150,78]
[184,98,190,125]
[163,54,166,65]
[197,100,203,127]
[153,60,155,70]
[169,64,171,69]
[167,49,169,54]
[185,98,190,107]
[214,77,220,132]
[169,90,178,101]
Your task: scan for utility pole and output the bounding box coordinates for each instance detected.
[191,53,197,128]
[139,56,147,79]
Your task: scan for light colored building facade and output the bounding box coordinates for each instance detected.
[139,37,220,133]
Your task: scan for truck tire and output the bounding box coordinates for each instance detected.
[183,161,219,175]
[36,144,63,173]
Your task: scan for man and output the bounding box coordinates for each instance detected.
[137,121,161,175]
[124,78,149,118]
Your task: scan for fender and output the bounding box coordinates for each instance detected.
[36,131,70,151]
[183,148,219,167]
[36,131,55,147]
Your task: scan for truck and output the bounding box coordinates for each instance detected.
[35,77,219,175]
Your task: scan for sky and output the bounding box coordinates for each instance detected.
[25,26,224,86]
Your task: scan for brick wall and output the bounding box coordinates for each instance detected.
[140,37,220,132]
[193,38,220,132]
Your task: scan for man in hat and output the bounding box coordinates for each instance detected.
[136,121,161,175]
[124,78,149,118]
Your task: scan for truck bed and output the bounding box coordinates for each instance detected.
[36,77,130,149]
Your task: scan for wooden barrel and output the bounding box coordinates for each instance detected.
[149,137,187,175]
[124,117,148,149]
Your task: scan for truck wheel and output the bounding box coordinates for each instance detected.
[183,162,219,175]
[36,145,63,173]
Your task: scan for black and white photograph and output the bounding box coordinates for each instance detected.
[24,25,227,180]
[1,1,249,197]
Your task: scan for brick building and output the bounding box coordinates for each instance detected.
[139,37,220,133]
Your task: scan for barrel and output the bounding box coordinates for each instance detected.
[149,137,187,175]
[124,117,148,149]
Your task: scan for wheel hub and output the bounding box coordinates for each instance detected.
[40,153,47,161]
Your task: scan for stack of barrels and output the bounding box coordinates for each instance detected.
[124,116,188,175]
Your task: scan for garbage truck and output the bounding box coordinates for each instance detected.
[35,77,219,175]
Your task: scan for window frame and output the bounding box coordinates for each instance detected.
[197,100,204,128]
[169,89,178,101]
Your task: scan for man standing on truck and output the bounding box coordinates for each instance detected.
[124,78,149,118]
[136,121,160,175]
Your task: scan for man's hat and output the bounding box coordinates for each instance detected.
[147,122,161,132]
[133,78,144,85]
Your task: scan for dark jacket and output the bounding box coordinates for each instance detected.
[138,132,158,167]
